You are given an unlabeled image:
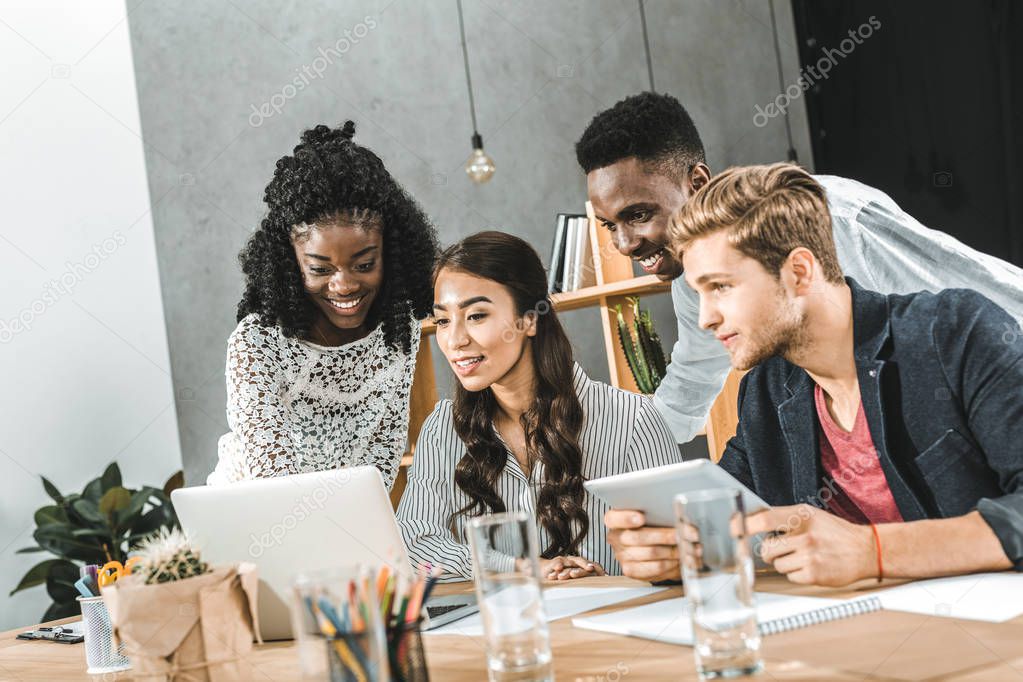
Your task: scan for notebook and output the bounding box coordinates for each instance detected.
[572,592,881,645]
[876,572,1023,622]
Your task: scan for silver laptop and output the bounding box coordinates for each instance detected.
[172,466,475,640]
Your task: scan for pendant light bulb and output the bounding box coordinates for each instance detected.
[465,133,495,184]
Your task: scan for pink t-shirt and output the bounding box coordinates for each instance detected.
[814,384,903,524]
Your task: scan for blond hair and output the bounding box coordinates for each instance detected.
[669,163,843,283]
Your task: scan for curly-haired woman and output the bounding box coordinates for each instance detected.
[208,121,438,488]
[396,232,682,581]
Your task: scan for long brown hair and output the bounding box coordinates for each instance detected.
[435,231,588,558]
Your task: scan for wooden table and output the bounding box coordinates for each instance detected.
[3,575,1023,681]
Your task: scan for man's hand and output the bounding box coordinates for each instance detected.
[538,556,605,581]
[604,509,680,583]
[746,504,876,587]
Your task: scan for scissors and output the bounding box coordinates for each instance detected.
[97,556,143,589]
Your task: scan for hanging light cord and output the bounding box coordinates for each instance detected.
[638,0,656,92]
[456,0,480,137]
[768,0,798,162]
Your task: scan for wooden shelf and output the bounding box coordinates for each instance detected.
[550,275,672,312]
[419,275,671,335]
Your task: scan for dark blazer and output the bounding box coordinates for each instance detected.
[719,278,1023,569]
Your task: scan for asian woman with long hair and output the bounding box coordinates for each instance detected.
[397,231,681,580]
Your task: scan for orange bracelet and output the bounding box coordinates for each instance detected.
[870,523,884,583]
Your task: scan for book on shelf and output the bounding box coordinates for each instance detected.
[547,214,569,294]
[571,215,596,290]
[549,213,594,294]
[563,215,577,293]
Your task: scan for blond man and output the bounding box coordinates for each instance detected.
[607,163,1023,586]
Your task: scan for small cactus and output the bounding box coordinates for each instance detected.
[615,297,667,395]
[134,528,211,585]
[633,297,667,381]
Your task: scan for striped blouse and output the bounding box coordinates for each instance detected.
[396,364,682,581]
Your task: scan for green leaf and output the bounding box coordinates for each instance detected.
[99,487,131,516]
[70,528,114,538]
[34,524,105,562]
[43,599,80,622]
[163,470,184,496]
[70,498,105,524]
[15,546,47,554]
[100,462,122,492]
[41,477,64,504]
[117,487,157,527]
[10,559,63,596]
[82,477,104,503]
[61,494,90,527]
[131,503,175,538]
[46,562,81,604]
[34,505,67,527]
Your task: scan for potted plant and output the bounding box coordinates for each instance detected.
[103,528,261,681]
[615,296,668,394]
[10,462,183,620]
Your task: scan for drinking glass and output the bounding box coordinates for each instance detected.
[674,489,762,679]
[467,511,553,682]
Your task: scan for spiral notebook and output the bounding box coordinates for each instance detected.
[572,592,882,645]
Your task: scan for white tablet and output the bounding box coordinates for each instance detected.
[585,460,769,527]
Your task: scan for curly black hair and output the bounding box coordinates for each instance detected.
[575,91,706,181]
[237,121,438,355]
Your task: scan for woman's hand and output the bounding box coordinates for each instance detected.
[539,556,606,581]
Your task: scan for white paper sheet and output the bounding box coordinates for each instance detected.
[571,592,847,645]
[877,572,1023,622]
[424,585,665,636]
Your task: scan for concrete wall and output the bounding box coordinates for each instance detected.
[0,0,182,629]
[126,0,812,484]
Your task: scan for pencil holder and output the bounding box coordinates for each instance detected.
[387,621,429,682]
[77,595,131,675]
[291,567,391,681]
[323,630,386,681]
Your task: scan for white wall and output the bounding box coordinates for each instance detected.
[0,0,181,629]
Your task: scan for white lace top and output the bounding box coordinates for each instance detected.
[207,314,420,488]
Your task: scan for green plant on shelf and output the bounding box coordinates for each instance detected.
[9,462,183,621]
[614,296,668,395]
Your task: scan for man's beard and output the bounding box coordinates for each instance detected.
[731,297,807,371]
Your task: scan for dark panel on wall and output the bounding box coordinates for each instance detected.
[792,0,1023,267]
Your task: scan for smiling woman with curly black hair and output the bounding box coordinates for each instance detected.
[207,120,438,488]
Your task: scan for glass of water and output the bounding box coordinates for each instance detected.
[674,489,762,679]
[467,510,553,682]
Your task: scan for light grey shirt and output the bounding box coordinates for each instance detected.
[653,174,1023,444]
[397,364,682,581]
